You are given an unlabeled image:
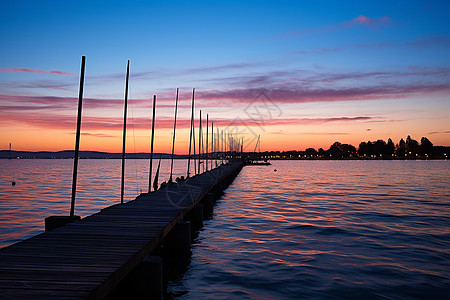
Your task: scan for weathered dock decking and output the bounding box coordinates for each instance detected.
[0,162,243,299]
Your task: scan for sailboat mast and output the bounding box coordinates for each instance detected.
[187,88,195,178]
[169,88,179,183]
[70,56,86,217]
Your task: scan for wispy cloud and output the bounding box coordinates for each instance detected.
[429,131,450,135]
[344,15,391,28]
[0,68,75,76]
[0,94,182,112]
[81,132,117,138]
[93,62,265,84]
[302,132,350,135]
[236,117,376,128]
[276,15,391,40]
[0,111,183,132]
[200,82,450,106]
[0,97,382,133]
[0,80,77,91]
[195,64,450,93]
[292,36,450,56]
[2,66,448,116]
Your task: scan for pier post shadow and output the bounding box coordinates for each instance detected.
[44,215,80,231]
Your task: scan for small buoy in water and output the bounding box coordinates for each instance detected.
[274,169,277,172]
[11,181,16,186]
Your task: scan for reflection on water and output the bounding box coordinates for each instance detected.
[1,159,449,299]
[168,160,450,299]
[0,159,193,247]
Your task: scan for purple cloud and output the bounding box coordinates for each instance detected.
[292,37,450,56]
[0,68,75,76]
[276,15,392,40]
[199,82,450,106]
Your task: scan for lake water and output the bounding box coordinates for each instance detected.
[1,159,450,299]
[0,158,194,247]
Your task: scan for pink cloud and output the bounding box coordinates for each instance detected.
[352,15,374,25]
[235,116,375,128]
[1,71,448,121]
[81,132,117,138]
[0,94,183,112]
[302,132,350,135]
[0,98,382,134]
[0,108,192,132]
[0,68,46,74]
[0,68,75,76]
[49,70,75,76]
[345,15,391,28]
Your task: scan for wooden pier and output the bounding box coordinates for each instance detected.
[0,162,243,299]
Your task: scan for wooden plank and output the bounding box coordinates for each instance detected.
[0,279,101,290]
[0,269,110,281]
[0,288,90,299]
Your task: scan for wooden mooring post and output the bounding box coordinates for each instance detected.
[45,56,85,231]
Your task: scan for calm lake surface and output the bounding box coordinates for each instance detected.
[1,159,450,299]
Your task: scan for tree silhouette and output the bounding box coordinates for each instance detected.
[239,134,445,160]
[397,138,406,157]
[305,148,317,157]
[420,137,433,157]
[406,135,420,158]
[387,138,395,157]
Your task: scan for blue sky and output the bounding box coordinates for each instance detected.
[1,0,449,152]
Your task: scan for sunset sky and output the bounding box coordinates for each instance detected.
[1,0,449,153]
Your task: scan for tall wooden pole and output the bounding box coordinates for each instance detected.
[211,121,214,169]
[216,127,219,167]
[206,114,209,171]
[169,88,179,183]
[120,60,130,204]
[70,56,86,217]
[193,117,197,175]
[221,130,224,165]
[198,110,202,174]
[148,95,156,192]
[231,135,233,155]
[187,88,195,178]
[225,132,227,162]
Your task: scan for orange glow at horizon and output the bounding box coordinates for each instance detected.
[2,119,449,154]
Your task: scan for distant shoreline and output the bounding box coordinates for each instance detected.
[1,153,447,161]
[1,147,448,160]
[2,158,447,160]
[0,150,185,159]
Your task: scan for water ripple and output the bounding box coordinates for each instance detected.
[169,160,450,299]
